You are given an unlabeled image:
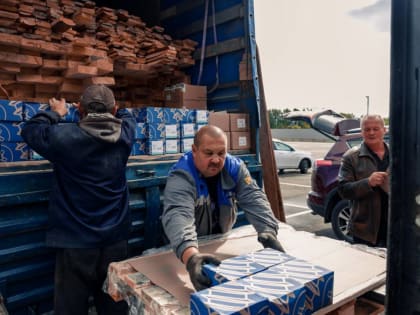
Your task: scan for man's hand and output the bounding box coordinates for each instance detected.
[368,171,388,188]
[186,253,221,291]
[49,97,68,117]
[258,232,285,252]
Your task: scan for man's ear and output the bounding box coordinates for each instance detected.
[192,144,198,153]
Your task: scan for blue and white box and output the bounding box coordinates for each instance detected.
[0,100,23,121]
[181,138,194,153]
[146,139,164,155]
[0,142,29,162]
[132,140,147,155]
[138,107,165,123]
[203,255,266,286]
[180,123,195,138]
[24,102,49,120]
[24,102,80,122]
[163,108,188,124]
[242,248,295,268]
[165,124,179,139]
[145,123,165,140]
[271,259,334,314]
[0,121,24,142]
[134,123,147,139]
[165,139,179,154]
[241,268,307,315]
[190,279,269,315]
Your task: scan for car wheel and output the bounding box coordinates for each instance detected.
[278,169,285,175]
[331,200,353,243]
[299,159,309,174]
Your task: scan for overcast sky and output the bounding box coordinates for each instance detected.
[254,0,391,118]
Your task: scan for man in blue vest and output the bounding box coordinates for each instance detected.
[162,125,284,291]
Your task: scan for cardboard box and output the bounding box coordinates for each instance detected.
[23,102,49,120]
[163,108,189,124]
[164,83,207,109]
[24,102,80,122]
[203,255,266,286]
[129,107,165,123]
[0,100,23,121]
[1,142,30,162]
[0,121,24,142]
[230,113,249,131]
[230,131,251,150]
[272,259,334,314]
[241,269,307,315]
[208,112,229,131]
[145,123,165,140]
[190,280,269,315]
[134,123,147,139]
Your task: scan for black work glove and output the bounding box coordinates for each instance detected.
[186,253,221,291]
[258,232,285,253]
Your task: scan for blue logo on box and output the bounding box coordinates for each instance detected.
[0,100,23,121]
[0,142,29,162]
[0,122,24,142]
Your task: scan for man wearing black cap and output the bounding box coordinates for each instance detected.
[22,85,136,314]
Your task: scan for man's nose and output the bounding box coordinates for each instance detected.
[210,155,221,162]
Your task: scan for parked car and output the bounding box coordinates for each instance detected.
[286,110,373,242]
[273,138,313,174]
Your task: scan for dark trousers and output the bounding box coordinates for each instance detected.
[54,240,128,315]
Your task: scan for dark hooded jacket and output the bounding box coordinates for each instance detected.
[22,109,136,248]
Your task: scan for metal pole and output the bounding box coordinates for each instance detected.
[365,96,370,115]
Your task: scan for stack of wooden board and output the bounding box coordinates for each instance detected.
[0,0,197,106]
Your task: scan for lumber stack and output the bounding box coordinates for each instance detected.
[0,0,198,107]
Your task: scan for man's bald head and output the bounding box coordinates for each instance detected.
[194,125,227,147]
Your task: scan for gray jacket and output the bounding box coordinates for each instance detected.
[162,154,279,259]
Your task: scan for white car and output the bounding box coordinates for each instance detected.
[272,138,313,174]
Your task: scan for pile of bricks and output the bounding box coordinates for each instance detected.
[0,0,197,106]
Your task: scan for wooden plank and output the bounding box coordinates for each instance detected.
[0,51,42,67]
[84,76,115,86]
[65,64,98,79]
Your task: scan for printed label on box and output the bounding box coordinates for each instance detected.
[149,140,164,155]
[238,136,247,147]
[237,118,246,129]
[165,124,179,139]
[165,139,179,154]
[181,123,195,138]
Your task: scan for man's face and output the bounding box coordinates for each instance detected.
[362,118,386,148]
[192,134,227,178]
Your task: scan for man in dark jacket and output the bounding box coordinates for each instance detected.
[22,85,136,314]
[162,125,285,291]
[338,114,389,247]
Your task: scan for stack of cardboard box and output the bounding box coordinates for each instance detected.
[208,112,251,151]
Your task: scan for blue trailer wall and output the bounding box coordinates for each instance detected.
[0,0,264,314]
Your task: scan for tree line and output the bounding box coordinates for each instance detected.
[268,109,389,129]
